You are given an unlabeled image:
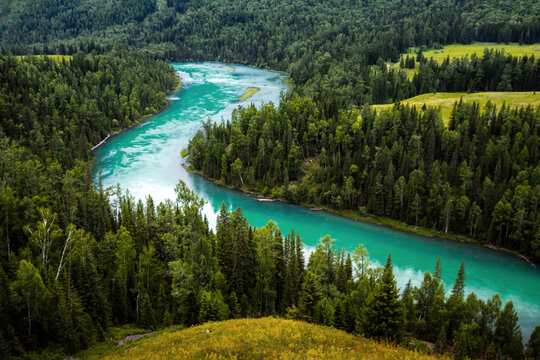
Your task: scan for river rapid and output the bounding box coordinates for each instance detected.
[93,62,540,339]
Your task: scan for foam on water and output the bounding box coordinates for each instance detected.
[176,70,194,86]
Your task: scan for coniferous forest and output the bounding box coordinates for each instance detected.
[187,94,540,259]
[0,0,540,359]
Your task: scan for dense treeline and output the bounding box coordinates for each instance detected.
[1,49,537,357]
[0,1,539,359]
[1,0,539,105]
[1,174,537,359]
[187,98,540,259]
[0,51,176,358]
[0,52,177,168]
[0,0,156,45]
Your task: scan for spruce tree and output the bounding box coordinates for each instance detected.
[297,271,323,322]
[433,256,442,282]
[495,301,523,359]
[364,253,403,340]
[451,260,466,298]
[0,265,17,357]
[527,325,540,359]
[314,297,335,327]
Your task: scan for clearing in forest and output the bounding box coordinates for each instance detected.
[372,92,540,124]
[391,42,540,79]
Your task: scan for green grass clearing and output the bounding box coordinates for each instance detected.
[389,42,540,79]
[372,92,540,124]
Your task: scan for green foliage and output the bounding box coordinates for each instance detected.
[0,3,538,357]
[2,0,538,106]
[296,271,323,322]
[528,325,540,359]
[451,260,466,298]
[314,297,335,327]
[198,290,229,323]
[495,301,523,359]
[188,95,540,259]
[0,52,176,167]
[364,254,404,341]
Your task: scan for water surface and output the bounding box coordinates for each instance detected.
[93,63,540,339]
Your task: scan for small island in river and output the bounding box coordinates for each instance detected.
[239,87,260,101]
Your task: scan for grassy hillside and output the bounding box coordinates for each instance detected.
[417,43,539,63]
[372,92,540,124]
[392,42,540,79]
[79,318,444,360]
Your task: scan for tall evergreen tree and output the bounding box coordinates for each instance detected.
[495,301,523,359]
[297,271,323,322]
[451,260,466,298]
[364,254,403,340]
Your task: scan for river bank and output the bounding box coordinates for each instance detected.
[94,62,539,339]
[183,164,538,268]
[91,73,182,152]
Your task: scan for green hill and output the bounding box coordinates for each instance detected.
[78,318,443,360]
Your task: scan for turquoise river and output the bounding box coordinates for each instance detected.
[93,63,540,339]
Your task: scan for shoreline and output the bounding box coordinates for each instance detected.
[91,72,182,152]
[182,164,538,268]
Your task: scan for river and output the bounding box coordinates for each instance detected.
[93,62,540,339]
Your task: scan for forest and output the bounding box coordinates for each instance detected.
[1,0,539,105]
[0,51,538,360]
[187,87,540,261]
[0,0,540,358]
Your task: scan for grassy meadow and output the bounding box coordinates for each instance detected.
[77,318,444,360]
[391,42,540,79]
[372,92,540,124]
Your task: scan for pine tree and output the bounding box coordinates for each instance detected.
[11,260,50,338]
[297,271,323,322]
[216,202,234,282]
[451,260,466,298]
[495,301,523,359]
[445,259,467,343]
[314,297,335,327]
[401,279,416,331]
[527,325,540,359]
[364,254,403,340]
[198,290,229,323]
[433,256,442,281]
[0,265,17,357]
[139,290,155,329]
